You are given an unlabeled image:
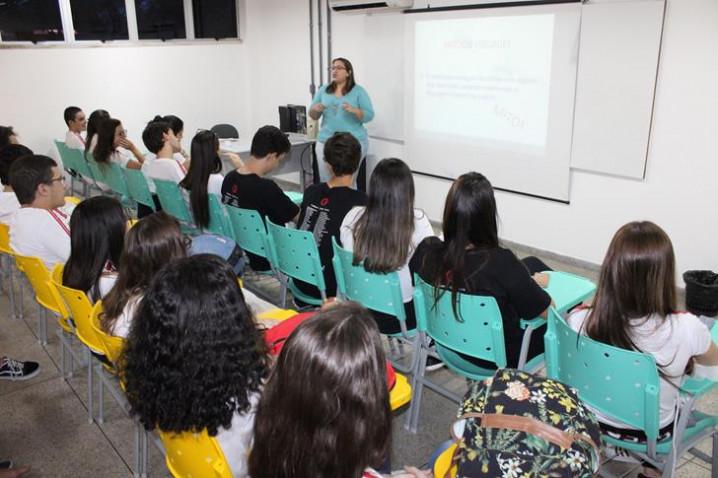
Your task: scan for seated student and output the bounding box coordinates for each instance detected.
[0,144,33,223]
[411,172,552,369]
[8,155,73,270]
[221,125,298,271]
[122,254,268,478]
[249,301,428,478]
[340,158,434,335]
[141,120,185,185]
[63,106,87,150]
[84,109,110,155]
[0,126,19,149]
[568,221,718,442]
[62,196,126,301]
[90,117,144,170]
[294,132,366,302]
[101,212,187,338]
[179,130,225,229]
[159,114,190,166]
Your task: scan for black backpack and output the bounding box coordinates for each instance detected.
[447,369,601,478]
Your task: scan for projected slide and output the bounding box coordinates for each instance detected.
[414,14,554,150]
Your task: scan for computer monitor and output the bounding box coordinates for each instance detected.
[278,104,307,134]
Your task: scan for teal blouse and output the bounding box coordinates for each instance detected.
[311,83,374,143]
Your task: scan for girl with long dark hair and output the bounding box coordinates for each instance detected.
[84,109,110,156]
[411,172,552,368]
[340,158,434,333]
[568,221,718,433]
[62,196,126,301]
[90,117,144,170]
[101,212,187,337]
[122,254,268,477]
[179,130,224,229]
[249,302,397,478]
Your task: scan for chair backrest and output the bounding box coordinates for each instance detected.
[544,308,661,440]
[266,219,326,293]
[332,237,405,321]
[85,151,106,184]
[14,253,70,318]
[89,301,126,366]
[159,429,232,478]
[102,162,130,197]
[122,168,156,210]
[210,123,239,139]
[413,275,507,367]
[54,140,75,173]
[59,142,95,180]
[53,279,105,355]
[224,205,271,260]
[64,195,81,206]
[154,179,193,224]
[207,194,233,238]
[0,223,12,254]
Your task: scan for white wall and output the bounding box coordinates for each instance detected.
[0,43,251,158]
[1,0,716,282]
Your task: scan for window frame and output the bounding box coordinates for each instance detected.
[0,0,245,47]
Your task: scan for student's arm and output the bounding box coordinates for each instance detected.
[118,138,145,164]
[125,160,142,170]
[696,342,718,366]
[265,181,300,225]
[499,250,552,320]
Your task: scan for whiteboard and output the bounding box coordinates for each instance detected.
[570,0,665,178]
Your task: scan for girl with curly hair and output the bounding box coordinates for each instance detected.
[101,212,187,337]
[122,254,269,477]
[249,301,427,478]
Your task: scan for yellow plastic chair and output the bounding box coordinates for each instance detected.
[433,443,458,478]
[0,223,19,320]
[47,264,87,378]
[159,429,232,478]
[389,372,412,411]
[64,195,82,206]
[13,253,69,345]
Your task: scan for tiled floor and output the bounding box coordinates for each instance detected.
[1,247,716,477]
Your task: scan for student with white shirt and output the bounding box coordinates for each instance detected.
[101,212,187,338]
[122,254,268,478]
[141,120,186,184]
[179,130,224,229]
[8,155,73,270]
[160,114,190,166]
[62,197,126,302]
[63,106,87,150]
[339,158,434,334]
[0,144,32,223]
[91,118,144,169]
[567,221,718,463]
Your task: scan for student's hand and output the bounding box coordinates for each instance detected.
[533,272,550,288]
[118,137,138,151]
[390,466,433,478]
[225,152,244,169]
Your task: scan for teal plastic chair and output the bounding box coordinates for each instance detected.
[207,194,233,238]
[224,206,272,265]
[55,140,97,196]
[153,179,194,225]
[122,168,156,212]
[332,238,418,372]
[545,308,718,475]
[266,218,326,308]
[405,275,545,433]
[284,190,303,206]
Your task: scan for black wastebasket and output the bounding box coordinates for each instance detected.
[684,270,718,317]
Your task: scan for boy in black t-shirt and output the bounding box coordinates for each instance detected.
[221,125,299,271]
[295,133,366,302]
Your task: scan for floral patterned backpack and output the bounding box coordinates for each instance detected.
[447,369,601,478]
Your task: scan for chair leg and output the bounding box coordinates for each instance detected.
[7,262,17,320]
[712,432,718,478]
[406,343,428,433]
[134,421,143,478]
[98,367,105,424]
[59,332,66,378]
[86,349,94,424]
[17,276,24,320]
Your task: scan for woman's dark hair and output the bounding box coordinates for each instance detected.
[0,126,17,149]
[63,196,126,301]
[249,302,391,478]
[0,144,33,185]
[324,132,361,177]
[122,254,268,435]
[91,117,121,164]
[429,172,499,313]
[84,109,110,154]
[353,158,416,273]
[326,57,356,95]
[101,212,187,333]
[582,221,677,354]
[161,115,184,136]
[179,130,222,228]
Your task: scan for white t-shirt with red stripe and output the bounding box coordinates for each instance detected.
[9,205,74,270]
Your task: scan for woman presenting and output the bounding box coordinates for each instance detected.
[309,57,374,190]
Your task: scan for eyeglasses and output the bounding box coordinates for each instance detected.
[331,66,346,71]
[47,176,65,185]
